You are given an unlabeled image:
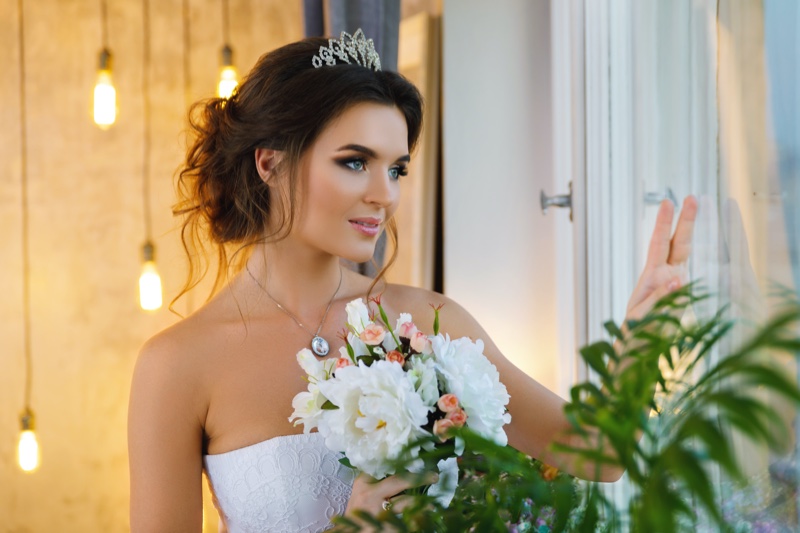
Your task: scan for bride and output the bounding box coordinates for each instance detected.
[127,31,697,532]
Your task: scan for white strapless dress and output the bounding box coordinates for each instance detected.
[204,433,356,533]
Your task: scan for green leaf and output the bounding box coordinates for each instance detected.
[320,400,339,410]
[603,320,625,342]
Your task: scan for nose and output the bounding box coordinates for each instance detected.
[363,169,397,208]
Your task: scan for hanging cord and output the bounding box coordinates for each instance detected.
[100,0,109,49]
[182,0,192,106]
[17,0,33,413]
[182,0,195,314]
[141,0,153,242]
[221,0,231,45]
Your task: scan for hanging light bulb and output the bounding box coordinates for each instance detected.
[139,241,162,311]
[217,44,238,99]
[93,48,117,129]
[18,409,40,473]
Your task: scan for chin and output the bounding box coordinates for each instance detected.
[337,242,380,264]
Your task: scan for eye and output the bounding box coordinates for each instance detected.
[389,165,408,180]
[341,158,367,172]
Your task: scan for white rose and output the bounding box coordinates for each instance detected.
[345,298,371,334]
[431,334,512,446]
[316,360,432,479]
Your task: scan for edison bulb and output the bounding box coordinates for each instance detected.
[93,49,116,129]
[139,260,163,311]
[18,411,39,473]
[217,65,238,99]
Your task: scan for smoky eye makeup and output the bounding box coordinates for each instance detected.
[335,156,367,172]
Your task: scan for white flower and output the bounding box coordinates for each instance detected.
[288,383,326,433]
[427,457,459,508]
[347,332,371,358]
[407,355,439,409]
[297,348,336,382]
[345,298,371,334]
[395,312,413,332]
[316,360,431,479]
[288,349,337,432]
[431,334,512,446]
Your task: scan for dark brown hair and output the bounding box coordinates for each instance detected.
[173,36,424,308]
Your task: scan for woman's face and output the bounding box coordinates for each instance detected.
[291,102,410,262]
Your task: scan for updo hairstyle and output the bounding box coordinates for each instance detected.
[173,36,424,307]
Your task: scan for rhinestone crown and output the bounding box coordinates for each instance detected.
[312,29,382,71]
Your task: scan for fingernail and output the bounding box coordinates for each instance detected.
[668,279,680,291]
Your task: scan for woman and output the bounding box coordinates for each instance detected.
[128,31,697,532]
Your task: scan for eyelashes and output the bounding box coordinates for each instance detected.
[336,157,408,180]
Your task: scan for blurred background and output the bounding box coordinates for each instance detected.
[1,0,798,531]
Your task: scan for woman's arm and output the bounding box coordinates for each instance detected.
[128,333,207,532]
[404,197,698,482]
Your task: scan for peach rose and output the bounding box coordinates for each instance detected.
[437,393,460,413]
[410,331,432,354]
[386,350,405,365]
[359,323,386,345]
[433,418,456,442]
[398,321,418,339]
[446,408,467,427]
[336,357,353,370]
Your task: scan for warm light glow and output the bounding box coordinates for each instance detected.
[18,430,39,472]
[93,69,117,129]
[139,260,163,311]
[217,65,238,99]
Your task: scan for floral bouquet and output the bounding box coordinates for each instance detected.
[288,297,512,506]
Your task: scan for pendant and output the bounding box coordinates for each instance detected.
[311,336,330,357]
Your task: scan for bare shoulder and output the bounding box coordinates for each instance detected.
[136,312,214,384]
[128,309,229,531]
[130,306,232,428]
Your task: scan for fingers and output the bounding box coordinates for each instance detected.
[627,270,683,321]
[347,471,440,520]
[385,494,415,514]
[645,199,675,270]
[667,195,698,265]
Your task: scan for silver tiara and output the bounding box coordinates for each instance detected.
[312,29,382,71]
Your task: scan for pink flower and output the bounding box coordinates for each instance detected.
[386,350,405,365]
[410,331,432,353]
[336,357,352,370]
[398,321,418,339]
[437,393,460,413]
[433,418,456,442]
[359,323,386,345]
[446,408,467,427]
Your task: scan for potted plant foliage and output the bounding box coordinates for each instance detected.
[333,286,800,532]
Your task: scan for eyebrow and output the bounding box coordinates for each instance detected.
[335,143,411,163]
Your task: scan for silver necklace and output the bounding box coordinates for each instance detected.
[246,264,343,357]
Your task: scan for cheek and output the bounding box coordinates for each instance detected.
[303,169,353,220]
[386,184,401,219]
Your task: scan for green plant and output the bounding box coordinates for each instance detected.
[333,286,800,532]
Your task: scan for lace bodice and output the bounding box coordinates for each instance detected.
[204,433,355,533]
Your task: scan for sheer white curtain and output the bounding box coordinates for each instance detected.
[566,0,799,527]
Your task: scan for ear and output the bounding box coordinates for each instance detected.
[254,148,283,184]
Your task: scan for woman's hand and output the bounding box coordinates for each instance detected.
[625,196,698,322]
[343,471,438,525]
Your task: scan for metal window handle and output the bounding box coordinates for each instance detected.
[540,182,573,221]
[644,187,678,206]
